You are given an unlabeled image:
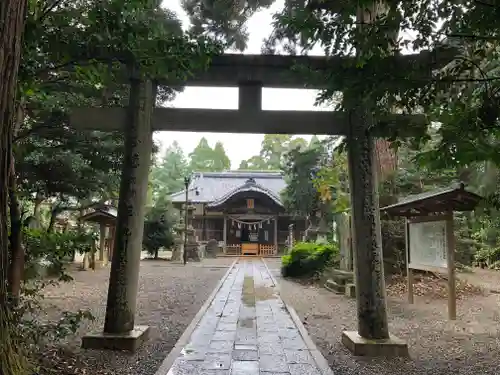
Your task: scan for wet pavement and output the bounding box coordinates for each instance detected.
[162,258,331,375]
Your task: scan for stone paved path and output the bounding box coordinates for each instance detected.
[161,258,332,375]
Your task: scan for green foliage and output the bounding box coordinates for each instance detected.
[16,0,225,212]
[239,134,309,171]
[281,143,324,216]
[281,242,339,279]
[23,229,95,279]
[150,141,189,201]
[188,137,231,172]
[474,246,500,269]
[182,0,274,51]
[314,144,350,213]
[212,141,231,171]
[13,229,95,369]
[150,137,233,203]
[143,198,176,259]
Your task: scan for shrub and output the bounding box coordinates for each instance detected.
[24,228,95,279]
[7,228,96,374]
[474,245,500,269]
[142,216,174,259]
[281,241,339,278]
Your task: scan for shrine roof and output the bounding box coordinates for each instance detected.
[79,205,117,224]
[207,177,284,208]
[381,183,482,217]
[170,171,286,204]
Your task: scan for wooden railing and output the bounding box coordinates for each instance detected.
[259,245,276,256]
[225,244,241,255]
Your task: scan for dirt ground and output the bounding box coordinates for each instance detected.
[38,257,235,375]
[264,259,500,375]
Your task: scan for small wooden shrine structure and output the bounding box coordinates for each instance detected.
[79,205,117,265]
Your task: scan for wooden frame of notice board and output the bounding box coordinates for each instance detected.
[405,214,456,320]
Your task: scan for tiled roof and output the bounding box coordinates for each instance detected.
[170,171,286,204]
[207,177,283,208]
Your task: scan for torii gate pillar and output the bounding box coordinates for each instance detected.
[342,103,407,357]
[341,2,409,357]
[82,78,154,351]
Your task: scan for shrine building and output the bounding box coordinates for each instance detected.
[170,171,306,256]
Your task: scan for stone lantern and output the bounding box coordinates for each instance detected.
[182,203,200,262]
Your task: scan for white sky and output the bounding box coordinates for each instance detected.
[156,1,327,168]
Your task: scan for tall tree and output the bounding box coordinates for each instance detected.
[239,134,308,170]
[189,137,216,171]
[151,141,189,199]
[238,155,267,170]
[212,141,231,171]
[188,137,231,172]
[281,143,326,217]
[143,196,176,259]
[1,0,29,374]
[181,0,274,50]
[260,134,292,169]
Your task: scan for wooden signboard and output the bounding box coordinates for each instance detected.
[246,198,254,209]
[406,214,456,320]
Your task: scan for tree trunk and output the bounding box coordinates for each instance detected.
[154,248,159,260]
[0,0,29,373]
[7,100,25,304]
[7,163,23,303]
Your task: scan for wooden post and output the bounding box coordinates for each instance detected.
[446,213,456,320]
[108,225,115,261]
[348,214,354,273]
[223,215,227,254]
[202,204,206,241]
[99,224,109,266]
[274,216,278,254]
[288,223,294,253]
[405,218,414,304]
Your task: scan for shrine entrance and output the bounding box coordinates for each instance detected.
[71,47,455,356]
[225,214,278,256]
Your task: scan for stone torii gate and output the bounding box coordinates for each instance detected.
[76,49,454,354]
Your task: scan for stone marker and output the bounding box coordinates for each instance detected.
[205,239,218,258]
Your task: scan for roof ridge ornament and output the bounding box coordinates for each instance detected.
[246,177,256,184]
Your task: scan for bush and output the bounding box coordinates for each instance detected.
[24,228,95,279]
[8,228,96,373]
[143,210,175,259]
[281,241,339,278]
[474,245,500,269]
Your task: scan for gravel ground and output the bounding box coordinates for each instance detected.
[39,258,235,375]
[264,259,500,375]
